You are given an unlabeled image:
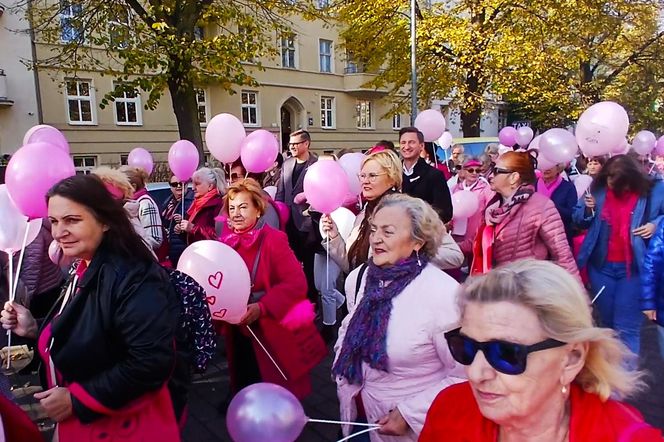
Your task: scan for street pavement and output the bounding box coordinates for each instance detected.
[7,319,664,441]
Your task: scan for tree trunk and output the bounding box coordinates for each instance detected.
[461,73,482,137]
[168,77,205,165]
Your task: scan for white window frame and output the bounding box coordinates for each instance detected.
[73,156,97,174]
[392,114,402,130]
[319,39,333,73]
[280,34,297,69]
[65,79,97,125]
[241,91,259,127]
[196,88,209,127]
[320,96,335,129]
[113,84,142,126]
[317,0,330,8]
[356,100,373,129]
[60,0,84,43]
[108,7,132,49]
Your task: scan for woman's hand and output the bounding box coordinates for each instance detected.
[633,223,656,239]
[179,220,194,233]
[1,302,38,339]
[240,303,261,326]
[321,214,339,239]
[584,194,596,210]
[34,387,73,422]
[377,408,410,436]
[644,310,657,322]
[173,214,182,223]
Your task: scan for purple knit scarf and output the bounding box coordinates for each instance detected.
[332,254,427,384]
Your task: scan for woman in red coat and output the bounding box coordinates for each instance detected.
[219,179,326,399]
[178,167,225,244]
[420,259,662,441]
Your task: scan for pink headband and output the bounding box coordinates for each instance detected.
[463,160,481,168]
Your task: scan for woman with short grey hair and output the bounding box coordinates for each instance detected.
[178,167,226,244]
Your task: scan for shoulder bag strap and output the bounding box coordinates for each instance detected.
[354,263,368,306]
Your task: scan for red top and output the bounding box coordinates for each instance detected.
[420,382,662,442]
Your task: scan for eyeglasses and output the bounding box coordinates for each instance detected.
[444,327,566,375]
[357,172,387,183]
[169,182,183,188]
[289,140,306,147]
[492,166,513,175]
[465,168,481,174]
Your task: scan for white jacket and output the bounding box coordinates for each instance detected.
[334,264,466,441]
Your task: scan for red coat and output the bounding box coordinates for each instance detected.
[0,393,43,442]
[221,225,326,398]
[185,193,223,244]
[419,382,663,442]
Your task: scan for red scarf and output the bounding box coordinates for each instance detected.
[187,189,219,220]
[602,189,638,272]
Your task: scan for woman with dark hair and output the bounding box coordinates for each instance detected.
[1,175,181,441]
[574,154,664,355]
[471,151,579,277]
[263,152,284,188]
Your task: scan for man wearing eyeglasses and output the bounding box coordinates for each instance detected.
[161,176,194,266]
[400,127,454,223]
[275,129,318,301]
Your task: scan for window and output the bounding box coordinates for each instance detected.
[317,0,330,8]
[498,108,508,129]
[280,34,296,69]
[241,91,259,126]
[356,100,373,129]
[113,84,142,125]
[320,97,335,129]
[73,156,97,175]
[392,114,402,130]
[120,154,129,165]
[196,88,209,126]
[319,39,333,73]
[60,0,83,43]
[65,79,96,125]
[108,6,131,49]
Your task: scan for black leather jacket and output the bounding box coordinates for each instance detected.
[46,246,180,423]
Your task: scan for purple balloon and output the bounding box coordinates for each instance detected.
[206,113,246,164]
[6,142,76,219]
[168,140,200,182]
[240,130,279,173]
[23,125,70,154]
[656,136,664,156]
[127,147,154,175]
[227,383,307,442]
[498,127,518,147]
[414,110,447,142]
[338,152,366,196]
[575,101,629,157]
[515,127,534,147]
[304,160,350,214]
[632,130,656,156]
[539,128,578,164]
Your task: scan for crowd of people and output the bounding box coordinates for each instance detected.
[1,126,663,441]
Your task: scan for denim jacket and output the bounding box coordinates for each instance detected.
[572,180,664,274]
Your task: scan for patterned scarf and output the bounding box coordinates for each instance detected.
[485,185,535,226]
[332,254,427,384]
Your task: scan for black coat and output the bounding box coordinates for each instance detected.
[402,158,454,223]
[47,246,180,423]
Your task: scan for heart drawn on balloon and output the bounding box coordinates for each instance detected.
[208,272,223,290]
[212,309,228,320]
[206,296,216,305]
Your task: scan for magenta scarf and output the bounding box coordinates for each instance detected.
[537,176,563,198]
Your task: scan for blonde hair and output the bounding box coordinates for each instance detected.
[459,259,644,401]
[119,166,149,192]
[363,149,403,190]
[223,178,267,217]
[92,166,134,199]
[372,193,444,258]
[192,167,227,195]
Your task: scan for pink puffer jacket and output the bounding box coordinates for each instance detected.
[486,192,580,277]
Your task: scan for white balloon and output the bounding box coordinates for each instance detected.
[263,186,277,200]
[320,207,356,242]
[0,185,42,253]
[437,131,454,150]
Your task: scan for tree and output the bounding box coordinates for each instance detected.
[18,0,319,160]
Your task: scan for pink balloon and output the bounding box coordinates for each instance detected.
[612,137,629,155]
[304,161,349,214]
[240,130,279,173]
[168,140,200,182]
[573,174,594,199]
[576,101,629,157]
[539,128,578,164]
[227,383,307,442]
[536,152,558,172]
[127,147,154,175]
[528,135,541,150]
[338,152,366,196]
[5,142,75,219]
[48,239,62,265]
[206,113,246,164]
[23,125,70,154]
[632,131,656,156]
[438,131,454,149]
[498,127,518,147]
[656,136,664,156]
[415,110,447,142]
[452,190,480,219]
[516,127,534,147]
[177,240,250,324]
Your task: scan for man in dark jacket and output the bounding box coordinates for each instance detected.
[161,176,194,267]
[399,127,454,223]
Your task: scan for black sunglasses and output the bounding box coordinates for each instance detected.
[169,182,183,188]
[444,328,566,375]
[492,166,513,175]
[465,168,482,174]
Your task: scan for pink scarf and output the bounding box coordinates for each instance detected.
[536,176,563,198]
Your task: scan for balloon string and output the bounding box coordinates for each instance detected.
[308,418,380,428]
[326,236,330,293]
[181,181,185,222]
[336,427,380,442]
[591,286,606,304]
[12,223,31,301]
[6,253,13,369]
[245,325,288,381]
